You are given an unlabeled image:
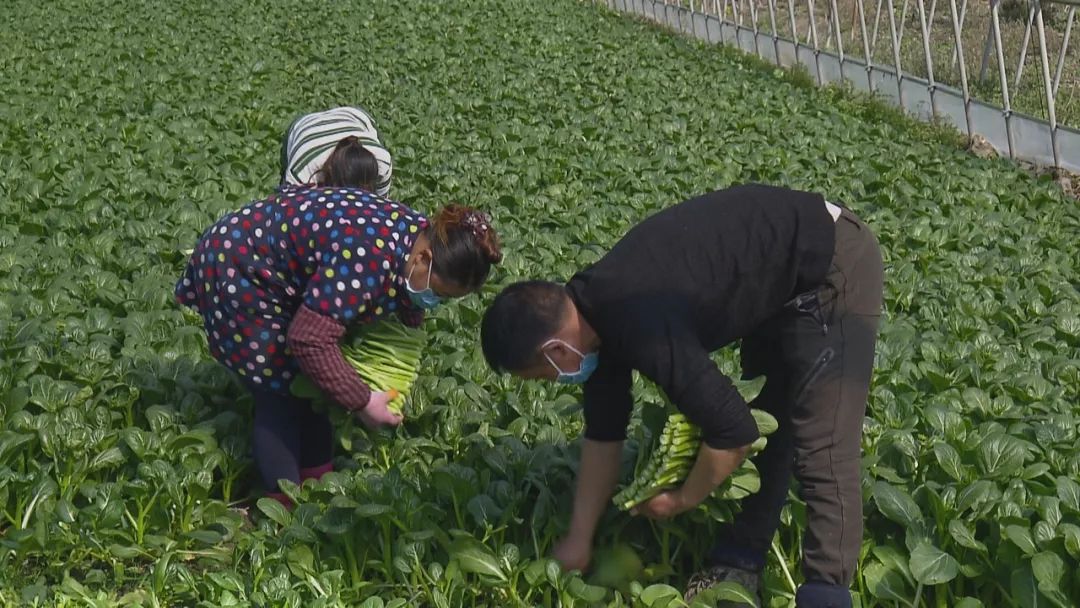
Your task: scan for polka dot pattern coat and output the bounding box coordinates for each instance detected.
[176,185,428,393]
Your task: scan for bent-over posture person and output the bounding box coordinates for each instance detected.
[177,186,501,506]
[480,184,883,608]
[281,106,393,196]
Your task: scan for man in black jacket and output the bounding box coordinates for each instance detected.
[480,184,884,607]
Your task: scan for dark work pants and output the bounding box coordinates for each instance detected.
[251,387,334,492]
[713,207,884,596]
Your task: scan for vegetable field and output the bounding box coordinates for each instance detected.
[1,0,1079,605]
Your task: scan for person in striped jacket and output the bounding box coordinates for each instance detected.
[281,106,394,197]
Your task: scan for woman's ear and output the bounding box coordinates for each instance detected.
[416,244,433,266]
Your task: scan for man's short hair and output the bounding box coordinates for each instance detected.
[480,280,568,373]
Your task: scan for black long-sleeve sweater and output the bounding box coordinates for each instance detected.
[567,184,836,449]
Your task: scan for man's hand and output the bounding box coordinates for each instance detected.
[552,534,593,572]
[556,439,623,573]
[630,489,695,519]
[355,391,403,428]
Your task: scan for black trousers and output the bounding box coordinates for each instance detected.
[251,387,334,492]
[715,207,884,589]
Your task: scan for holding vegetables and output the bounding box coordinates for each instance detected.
[481,185,883,608]
[176,185,501,507]
[291,318,428,415]
[614,407,779,512]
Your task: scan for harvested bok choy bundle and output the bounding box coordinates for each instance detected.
[613,377,778,511]
[291,320,427,414]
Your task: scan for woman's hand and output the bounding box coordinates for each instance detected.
[355,391,403,428]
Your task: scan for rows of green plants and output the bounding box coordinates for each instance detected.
[0,0,1077,605]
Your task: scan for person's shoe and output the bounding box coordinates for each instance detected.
[794,581,851,608]
[683,563,762,607]
[300,461,333,482]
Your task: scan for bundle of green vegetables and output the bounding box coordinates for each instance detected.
[613,379,779,511]
[291,319,427,414]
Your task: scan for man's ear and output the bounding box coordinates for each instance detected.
[541,339,572,362]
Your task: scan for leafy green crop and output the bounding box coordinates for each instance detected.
[613,378,777,511]
[1,0,1078,606]
[292,320,427,415]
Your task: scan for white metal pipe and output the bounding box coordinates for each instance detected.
[949,0,969,71]
[1015,4,1035,94]
[1034,1,1061,169]
[719,0,730,43]
[887,0,906,105]
[1053,7,1076,98]
[830,0,846,62]
[978,0,999,84]
[990,0,1016,158]
[916,0,940,118]
[857,0,877,90]
[767,0,782,64]
[898,0,910,48]
[948,0,974,138]
[787,0,800,60]
[747,0,763,57]
[871,0,885,55]
[808,0,825,84]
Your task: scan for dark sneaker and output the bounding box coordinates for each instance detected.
[683,564,763,607]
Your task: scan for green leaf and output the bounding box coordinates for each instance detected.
[55,499,77,524]
[185,530,223,545]
[1011,563,1047,608]
[90,446,125,471]
[108,544,143,559]
[689,581,760,606]
[1006,525,1038,556]
[566,577,607,602]
[256,497,291,526]
[355,503,393,517]
[955,480,996,514]
[862,561,912,604]
[954,598,984,608]
[908,542,959,585]
[315,507,355,535]
[639,584,682,607]
[933,441,966,482]
[872,481,925,528]
[1055,476,1080,512]
[1060,524,1080,559]
[1031,552,1069,607]
[947,520,987,553]
[466,494,502,527]
[450,538,506,581]
[976,433,1028,479]
[523,560,547,586]
[871,545,915,584]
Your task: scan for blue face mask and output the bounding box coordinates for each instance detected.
[543,339,599,384]
[406,261,442,310]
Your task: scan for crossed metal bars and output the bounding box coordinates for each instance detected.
[592,0,1079,173]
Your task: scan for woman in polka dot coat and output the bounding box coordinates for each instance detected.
[176,184,502,506]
